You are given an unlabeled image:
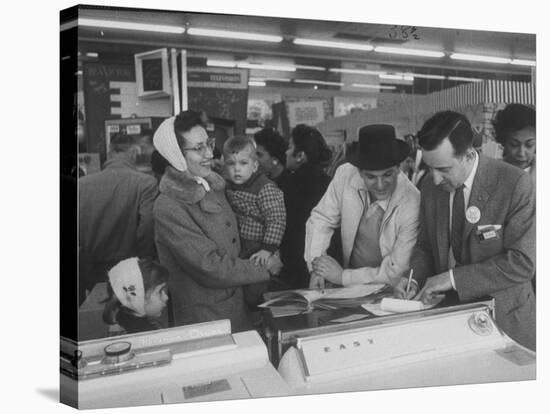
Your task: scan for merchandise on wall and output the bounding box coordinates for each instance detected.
[246,92,282,133]
[317,80,535,157]
[333,96,377,117]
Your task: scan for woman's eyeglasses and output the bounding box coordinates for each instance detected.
[182,138,216,156]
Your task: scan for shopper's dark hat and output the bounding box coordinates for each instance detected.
[347,124,410,170]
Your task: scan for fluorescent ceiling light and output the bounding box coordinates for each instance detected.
[207,60,296,72]
[352,83,396,90]
[329,68,384,75]
[60,20,77,31]
[450,53,511,64]
[447,76,483,82]
[294,38,374,51]
[295,64,326,71]
[374,46,444,58]
[237,62,296,72]
[379,73,414,81]
[511,59,536,67]
[330,68,445,80]
[294,79,344,86]
[79,18,185,33]
[207,59,237,68]
[250,77,291,83]
[249,81,267,87]
[188,27,282,42]
[409,73,446,80]
[267,78,291,82]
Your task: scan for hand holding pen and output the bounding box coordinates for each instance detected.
[394,269,418,300]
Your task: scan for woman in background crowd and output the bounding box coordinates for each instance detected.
[254,128,292,191]
[493,103,536,293]
[152,110,282,332]
[493,104,536,187]
[280,124,333,289]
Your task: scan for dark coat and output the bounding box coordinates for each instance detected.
[79,158,158,292]
[274,168,293,193]
[116,309,159,334]
[153,167,270,332]
[279,163,331,289]
[411,155,536,350]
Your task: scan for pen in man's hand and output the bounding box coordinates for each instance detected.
[406,269,414,294]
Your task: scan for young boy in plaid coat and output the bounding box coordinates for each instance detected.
[224,136,286,306]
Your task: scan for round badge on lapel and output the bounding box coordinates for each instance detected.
[466,206,481,224]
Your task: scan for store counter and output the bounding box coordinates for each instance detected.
[276,300,535,394]
[60,319,290,409]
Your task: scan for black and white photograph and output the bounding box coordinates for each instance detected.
[4,0,548,413]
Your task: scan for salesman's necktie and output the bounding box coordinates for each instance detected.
[451,184,465,264]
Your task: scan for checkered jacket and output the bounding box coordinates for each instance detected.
[226,172,286,253]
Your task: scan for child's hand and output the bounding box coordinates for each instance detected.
[266,253,283,276]
[250,250,272,267]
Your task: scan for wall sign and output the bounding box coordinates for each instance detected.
[134,49,171,99]
[187,67,248,89]
[287,100,325,127]
[187,67,249,134]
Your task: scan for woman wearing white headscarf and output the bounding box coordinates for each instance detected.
[153,110,281,332]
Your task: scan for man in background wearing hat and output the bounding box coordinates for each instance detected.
[79,133,158,305]
[305,124,420,288]
[394,111,535,351]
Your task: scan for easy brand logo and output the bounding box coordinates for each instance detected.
[323,338,374,353]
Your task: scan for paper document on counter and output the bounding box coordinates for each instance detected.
[362,296,445,316]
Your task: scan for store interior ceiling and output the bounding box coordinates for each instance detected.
[66,5,536,94]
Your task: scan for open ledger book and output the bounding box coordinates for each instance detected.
[259,284,392,316]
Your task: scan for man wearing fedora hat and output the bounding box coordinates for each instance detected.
[305,124,420,288]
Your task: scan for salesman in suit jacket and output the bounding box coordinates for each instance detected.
[394,110,535,351]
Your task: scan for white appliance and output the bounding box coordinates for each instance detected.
[277,302,535,394]
[60,319,291,409]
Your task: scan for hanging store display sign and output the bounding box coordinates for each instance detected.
[187,68,248,89]
[134,48,171,99]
